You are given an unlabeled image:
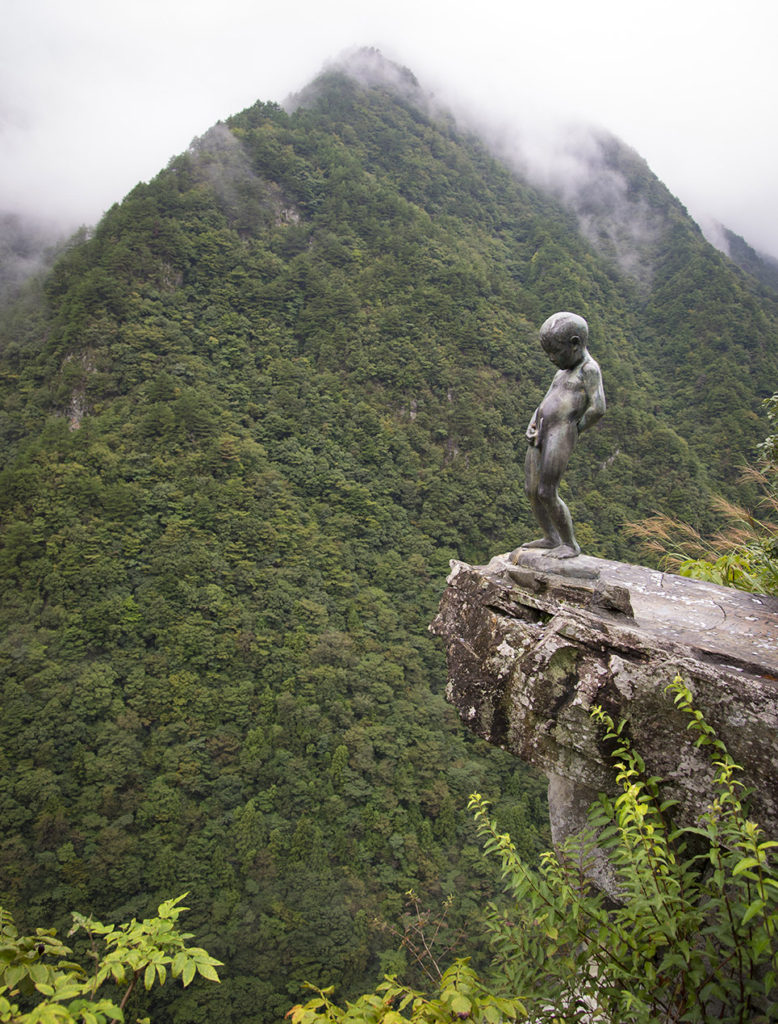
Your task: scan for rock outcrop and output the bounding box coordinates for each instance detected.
[430,549,778,848]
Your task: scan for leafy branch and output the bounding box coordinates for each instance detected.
[0,895,222,1024]
[287,959,526,1024]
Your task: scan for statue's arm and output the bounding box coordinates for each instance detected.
[577,362,606,434]
[527,375,557,443]
[526,407,540,443]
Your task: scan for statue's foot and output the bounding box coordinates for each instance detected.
[546,544,581,560]
[521,537,556,550]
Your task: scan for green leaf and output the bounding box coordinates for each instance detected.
[181,960,196,987]
[742,899,766,926]
[109,963,125,984]
[196,962,220,983]
[732,857,761,876]
[3,964,25,988]
[53,983,87,1002]
[29,963,48,984]
[143,962,156,990]
[449,994,471,1015]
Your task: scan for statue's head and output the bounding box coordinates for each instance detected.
[539,311,588,368]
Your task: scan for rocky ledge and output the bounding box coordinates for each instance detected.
[430,549,778,848]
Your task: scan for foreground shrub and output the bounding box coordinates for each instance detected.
[472,677,778,1023]
[292,678,777,1024]
[0,894,221,1023]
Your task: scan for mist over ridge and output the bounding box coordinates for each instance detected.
[4,45,776,300]
[317,49,776,289]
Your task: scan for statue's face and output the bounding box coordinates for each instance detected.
[541,331,582,369]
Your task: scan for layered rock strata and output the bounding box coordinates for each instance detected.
[430,549,778,847]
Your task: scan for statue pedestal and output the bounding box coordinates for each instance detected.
[430,552,778,852]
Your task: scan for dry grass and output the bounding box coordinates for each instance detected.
[626,467,777,574]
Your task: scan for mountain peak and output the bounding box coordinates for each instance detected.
[286,47,422,112]
[334,46,420,90]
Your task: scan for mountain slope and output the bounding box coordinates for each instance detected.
[717,223,778,294]
[1,53,777,1021]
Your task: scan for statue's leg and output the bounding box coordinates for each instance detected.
[522,445,559,549]
[536,428,580,558]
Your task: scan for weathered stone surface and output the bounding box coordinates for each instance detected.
[430,550,778,847]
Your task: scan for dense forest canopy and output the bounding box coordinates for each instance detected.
[1,52,777,1022]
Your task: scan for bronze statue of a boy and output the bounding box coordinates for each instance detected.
[522,312,605,558]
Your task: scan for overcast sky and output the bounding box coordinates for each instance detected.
[2,0,777,257]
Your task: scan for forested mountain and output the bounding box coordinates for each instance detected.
[1,51,777,1022]
[716,223,778,295]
